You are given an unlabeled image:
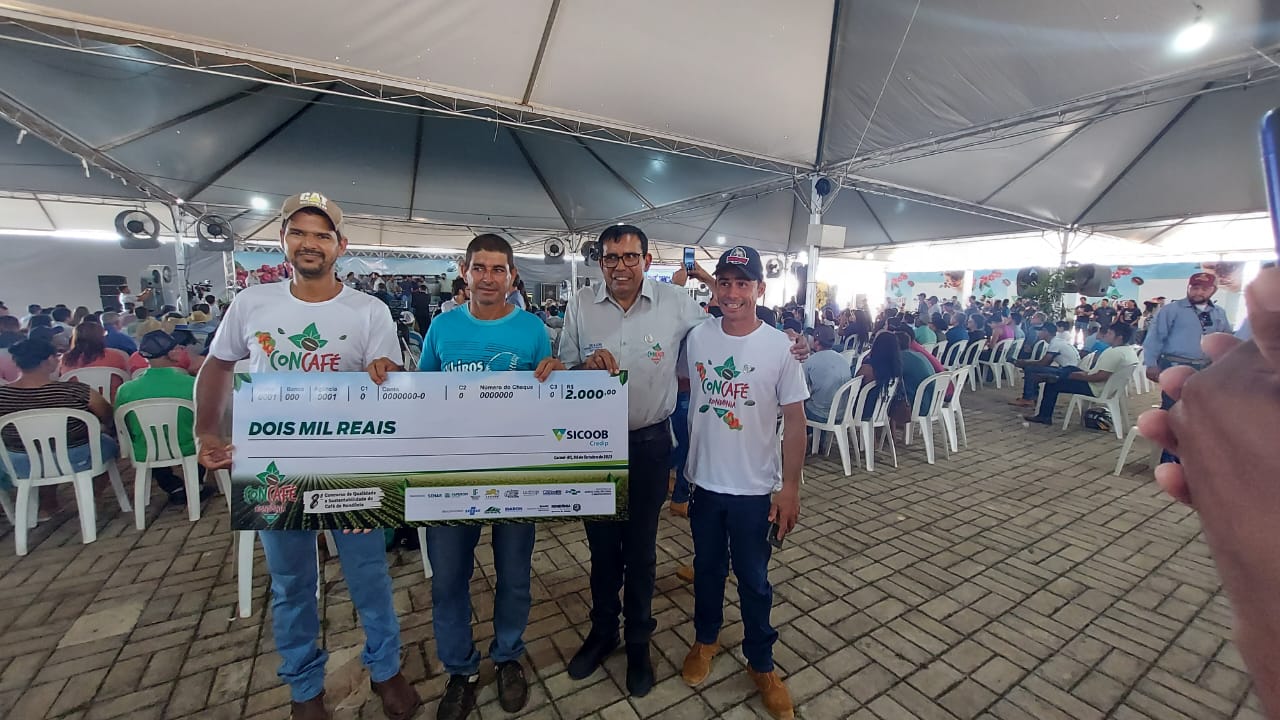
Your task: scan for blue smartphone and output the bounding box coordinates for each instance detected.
[683,247,696,273]
[1263,107,1280,252]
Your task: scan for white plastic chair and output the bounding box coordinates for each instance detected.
[1030,340,1048,361]
[131,368,148,380]
[61,367,130,403]
[976,338,1017,389]
[957,342,986,391]
[415,528,435,579]
[938,367,970,451]
[928,341,948,360]
[0,408,132,555]
[114,399,203,530]
[1061,362,1139,440]
[941,339,968,369]
[839,349,857,370]
[852,350,871,376]
[804,377,864,476]
[219,465,343,618]
[903,372,952,464]
[1114,424,1162,475]
[850,378,898,472]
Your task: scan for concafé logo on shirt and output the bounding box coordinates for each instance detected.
[254,322,344,371]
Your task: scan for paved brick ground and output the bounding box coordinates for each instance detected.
[0,381,1263,719]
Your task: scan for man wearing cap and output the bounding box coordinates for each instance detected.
[194,193,419,720]
[115,330,214,507]
[1142,272,1232,462]
[802,325,849,423]
[681,243,807,720]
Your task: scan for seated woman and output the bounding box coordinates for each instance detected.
[966,314,988,344]
[0,339,119,518]
[855,331,908,427]
[59,323,131,389]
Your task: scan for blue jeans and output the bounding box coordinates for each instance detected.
[259,530,400,702]
[1033,367,1092,421]
[690,487,776,672]
[1,434,118,486]
[1020,365,1069,400]
[669,392,691,504]
[426,523,536,675]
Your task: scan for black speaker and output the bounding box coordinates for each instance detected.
[97,274,127,312]
[1073,264,1112,297]
[1016,267,1046,296]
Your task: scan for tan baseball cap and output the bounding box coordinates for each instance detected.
[280,192,344,233]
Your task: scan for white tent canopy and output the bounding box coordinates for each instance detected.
[0,0,1276,259]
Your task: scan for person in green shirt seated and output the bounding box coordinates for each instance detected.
[913,313,937,345]
[115,330,213,506]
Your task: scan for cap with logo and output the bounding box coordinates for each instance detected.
[1188,272,1217,288]
[714,245,764,281]
[138,330,179,359]
[281,192,344,234]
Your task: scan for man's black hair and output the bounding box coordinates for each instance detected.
[451,276,468,294]
[464,233,515,271]
[50,307,70,322]
[1109,322,1135,345]
[597,224,648,256]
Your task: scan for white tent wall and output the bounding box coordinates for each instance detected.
[0,235,223,311]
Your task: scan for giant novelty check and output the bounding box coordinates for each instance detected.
[229,370,629,530]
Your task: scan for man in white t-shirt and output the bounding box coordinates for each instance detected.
[194,192,419,720]
[1010,321,1082,408]
[680,245,807,720]
[438,276,468,314]
[1025,322,1139,425]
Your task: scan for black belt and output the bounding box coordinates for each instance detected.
[629,420,670,444]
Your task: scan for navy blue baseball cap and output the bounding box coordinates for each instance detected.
[714,245,764,281]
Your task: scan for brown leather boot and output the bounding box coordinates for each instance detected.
[681,641,720,686]
[369,672,422,720]
[748,668,795,720]
[290,692,330,720]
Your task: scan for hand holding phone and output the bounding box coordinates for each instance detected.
[767,521,784,549]
[683,247,696,273]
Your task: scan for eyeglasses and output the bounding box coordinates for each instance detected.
[602,253,643,268]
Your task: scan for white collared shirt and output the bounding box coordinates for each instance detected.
[559,277,706,430]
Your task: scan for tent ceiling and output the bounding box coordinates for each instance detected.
[819,0,1279,162]
[0,1,1276,259]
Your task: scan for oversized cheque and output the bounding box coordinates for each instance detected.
[229,370,629,530]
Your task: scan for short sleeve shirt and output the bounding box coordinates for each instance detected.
[419,304,550,372]
[686,318,808,496]
[1090,345,1139,396]
[559,278,705,430]
[209,283,399,372]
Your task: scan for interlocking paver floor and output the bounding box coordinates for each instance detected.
[0,381,1264,719]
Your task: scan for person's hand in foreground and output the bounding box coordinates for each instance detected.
[1138,266,1280,719]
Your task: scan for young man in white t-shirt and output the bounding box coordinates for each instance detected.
[195,192,420,720]
[680,245,807,720]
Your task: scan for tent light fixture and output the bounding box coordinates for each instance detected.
[716,235,726,245]
[250,196,269,211]
[1172,3,1212,54]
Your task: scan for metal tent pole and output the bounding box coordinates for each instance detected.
[805,178,821,328]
